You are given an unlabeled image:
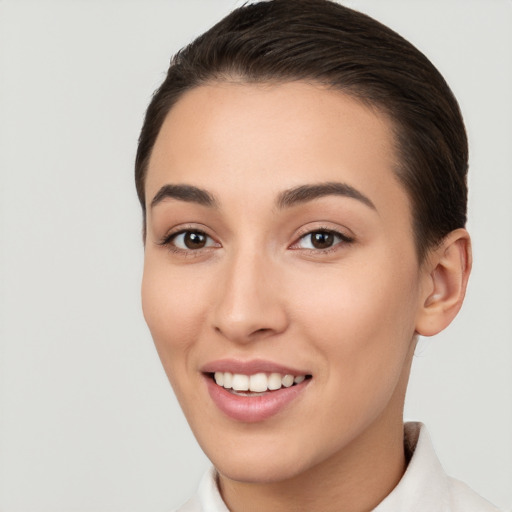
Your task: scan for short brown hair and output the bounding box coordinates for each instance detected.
[135,0,468,259]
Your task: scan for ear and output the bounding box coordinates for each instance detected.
[415,228,472,337]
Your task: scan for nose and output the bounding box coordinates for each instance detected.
[211,250,289,344]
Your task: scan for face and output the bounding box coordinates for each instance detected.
[142,82,428,483]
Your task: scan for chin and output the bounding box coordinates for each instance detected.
[196,428,331,485]
[213,455,310,484]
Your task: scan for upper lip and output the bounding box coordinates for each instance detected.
[201,358,311,376]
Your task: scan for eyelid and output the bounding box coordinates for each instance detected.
[157,223,210,243]
[289,225,355,252]
[156,224,221,253]
[171,231,217,250]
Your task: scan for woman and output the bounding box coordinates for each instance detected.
[135,1,501,510]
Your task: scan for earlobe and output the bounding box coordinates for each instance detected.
[415,228,472,337]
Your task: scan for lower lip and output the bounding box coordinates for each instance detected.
[204,375,310,423]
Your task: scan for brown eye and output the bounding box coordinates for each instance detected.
[169,230,216,250]
[310,231,335,249]
[294,229,353,251]
[183,231,207,249]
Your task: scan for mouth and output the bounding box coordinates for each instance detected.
[202,362,312,422]
[207,371,312,396]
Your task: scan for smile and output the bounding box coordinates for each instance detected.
[204,369,312,422]
[213,371,308,394]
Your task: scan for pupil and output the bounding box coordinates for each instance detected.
[312,231,333,249]
[185,231,206,249]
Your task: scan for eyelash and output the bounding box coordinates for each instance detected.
[158,227,354,256]
[158,228,218,256]
[290,228,354,254]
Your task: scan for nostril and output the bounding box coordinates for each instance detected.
[211,303,289,343]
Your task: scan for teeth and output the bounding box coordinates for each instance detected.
[282,374,294,388]
[268,373,282,390]
[223,372,233,389]
[249,373,268,392]
[214,372,224,387]
[213,371,308,392]
[232,374,249,391]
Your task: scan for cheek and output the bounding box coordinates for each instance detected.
[290,256,420,378]
[141,257,207,371]
[287,261,420,442]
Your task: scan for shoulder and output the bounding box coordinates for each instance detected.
[447,476,502,512]
[170,495,201,512]
[375,422,504,512]
[171,467,229,512]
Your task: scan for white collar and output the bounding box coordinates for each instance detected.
[175,422,500,512]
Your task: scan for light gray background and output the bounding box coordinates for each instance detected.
[0,1,511,510]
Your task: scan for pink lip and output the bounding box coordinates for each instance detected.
[201,358,309,376]
[202,359,312,423]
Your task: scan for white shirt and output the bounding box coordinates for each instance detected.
[173,422,503,512]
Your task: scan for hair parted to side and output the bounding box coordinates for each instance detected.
[135,0,468,260]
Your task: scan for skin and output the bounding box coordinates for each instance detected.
[142,82,471,512]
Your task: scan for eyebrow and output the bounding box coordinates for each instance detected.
[150,181,376,212]
[150,184,218,209]
[277,182,376,211]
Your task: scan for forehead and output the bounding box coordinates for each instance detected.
[146,81,408,216]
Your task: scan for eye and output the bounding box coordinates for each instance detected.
[166,230,217,251]
[294,229,353,251]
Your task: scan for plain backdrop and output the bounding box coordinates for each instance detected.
[0,1,511,510]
